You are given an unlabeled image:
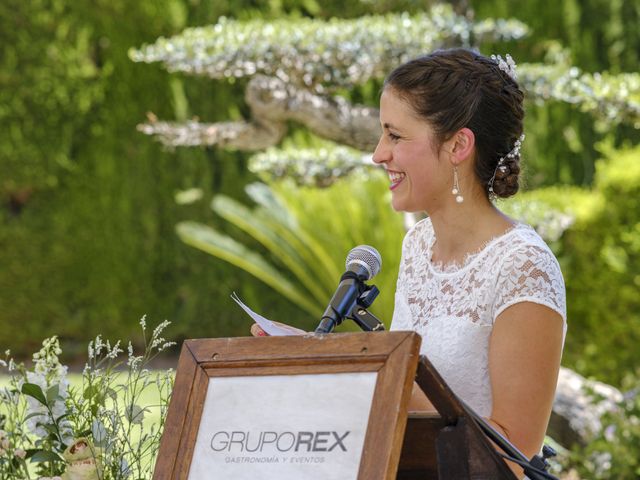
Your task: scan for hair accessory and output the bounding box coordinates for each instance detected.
[490,53,518,81]
[452,166,464,204]
[488,133,525,198]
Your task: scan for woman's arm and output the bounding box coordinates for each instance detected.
[488,301,564,477]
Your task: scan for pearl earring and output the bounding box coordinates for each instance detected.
[452,167,464,203]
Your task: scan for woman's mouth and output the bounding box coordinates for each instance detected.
[388,170,406,190]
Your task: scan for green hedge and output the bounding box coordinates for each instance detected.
[561,144,640,384]
[507,144,640,385]
[0,0,306,357]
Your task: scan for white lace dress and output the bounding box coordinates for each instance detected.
[390,218,567,417]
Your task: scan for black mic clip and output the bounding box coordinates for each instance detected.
[357,284,379,308]
[314,273,385,334]
[345,284,385,332]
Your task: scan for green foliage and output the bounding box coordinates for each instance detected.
[0,0,308,357]
[571,374,640,479]
[472,0,640,73]
[131,3,640,191]
[473,0,640,186]
[130,5,527,92]
[0,0,105,195]
[178,172,405,331]
[501,144,640,386]
[559,144,640,384]
[249,145,370,187]
[519,61,640,128]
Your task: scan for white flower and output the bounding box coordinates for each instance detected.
[94,335,104,357]
[151,320,170,340]
[106,340,123,359]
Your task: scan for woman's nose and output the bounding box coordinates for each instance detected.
[372,136,390,165]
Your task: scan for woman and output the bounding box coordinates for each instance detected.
[253,48,566,478]
[374,48,566,477]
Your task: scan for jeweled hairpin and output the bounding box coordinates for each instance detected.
[490,53,518,81]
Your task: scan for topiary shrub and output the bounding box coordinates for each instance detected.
[502,144,640,386]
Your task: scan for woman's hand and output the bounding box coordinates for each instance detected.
[250,323,268,337]
[250,321,307,337]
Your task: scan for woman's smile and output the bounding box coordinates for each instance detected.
[387,169,406,190]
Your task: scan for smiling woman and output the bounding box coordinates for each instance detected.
[373,48,566,479]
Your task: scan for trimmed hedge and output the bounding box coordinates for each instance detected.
[505,144,640,385]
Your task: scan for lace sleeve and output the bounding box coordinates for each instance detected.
[493,243,567,324]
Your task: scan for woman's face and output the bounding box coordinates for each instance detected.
[373,88,451,213]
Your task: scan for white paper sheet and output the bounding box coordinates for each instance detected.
[231,292,306,336]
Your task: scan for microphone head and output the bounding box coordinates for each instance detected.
[346,245,382,280]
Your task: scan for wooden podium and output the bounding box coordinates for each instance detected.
[154,332,516,479]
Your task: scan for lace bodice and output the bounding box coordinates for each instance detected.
[391,218,566,417]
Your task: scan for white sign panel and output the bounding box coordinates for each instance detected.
[188,372,378,480]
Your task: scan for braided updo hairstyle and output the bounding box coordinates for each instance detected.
[384,48,524,198]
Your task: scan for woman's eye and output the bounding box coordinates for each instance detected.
[388,132,400,141]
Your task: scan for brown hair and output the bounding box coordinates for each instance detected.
[383,48,524,198]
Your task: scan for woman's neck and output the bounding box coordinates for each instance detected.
[428,196,515,266]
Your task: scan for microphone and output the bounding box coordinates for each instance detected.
[315,245,382,334]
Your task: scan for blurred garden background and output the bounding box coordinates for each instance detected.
[1,0,640,478]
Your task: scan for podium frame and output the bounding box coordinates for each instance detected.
[397,356,518,479]
[153,332,421,479]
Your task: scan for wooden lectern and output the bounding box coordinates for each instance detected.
[154,332,516,479]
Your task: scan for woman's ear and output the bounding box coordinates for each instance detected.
[446,128,475,166]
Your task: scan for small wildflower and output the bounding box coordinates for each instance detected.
[106,340,123,359]
[94,335,104,356]
[15,448,26,459]
[140,314,147,330]
[152,320,171,340]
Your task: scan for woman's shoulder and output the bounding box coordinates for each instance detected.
[505,223,558,259]
[404,216,434,241]
[402,216,434,253]
[493,222,567,323]
[496,223,564,283]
